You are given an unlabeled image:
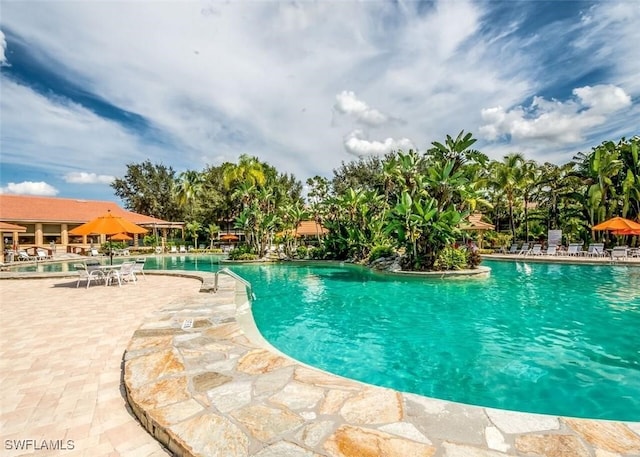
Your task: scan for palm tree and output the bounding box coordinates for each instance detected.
[491,153,525,239]
[205,223,220,249]
[185,221,202,250]
[222,154,266,190]
[175,170,203,223]
[520,160,539,241]
[575,141,623,226]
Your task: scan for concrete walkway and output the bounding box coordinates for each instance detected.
[0,275,203,456]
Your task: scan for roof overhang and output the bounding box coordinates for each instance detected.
[0,221,27,233]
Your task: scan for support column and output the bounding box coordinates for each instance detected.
[35,223,44,246]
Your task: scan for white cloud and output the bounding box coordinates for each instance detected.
[479,84,632,144]
[0,0,638,200]
[573,85,631,113]
[0,29,6,65]
[344,130,414,157]
[334,91,389,127]
[0,181,59,196]
[64,172,115,184]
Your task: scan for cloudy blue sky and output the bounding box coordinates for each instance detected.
[1,0,638,202]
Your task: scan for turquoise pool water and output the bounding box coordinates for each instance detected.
[13,257,640,419]
[236,261,640,421]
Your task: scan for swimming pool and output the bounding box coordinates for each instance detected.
[13,256,640,420]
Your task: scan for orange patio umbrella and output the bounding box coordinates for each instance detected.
[219,234,239,241]
[592,216,640,232]
[110,232,133,241]
[611,228,640,236]
[69,211,147,263]
[69,211,148,237]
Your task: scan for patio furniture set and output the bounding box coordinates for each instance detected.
[75,258,146,289]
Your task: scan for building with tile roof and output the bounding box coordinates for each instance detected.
[0,194,183,255]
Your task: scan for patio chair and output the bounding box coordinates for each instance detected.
[179,245,187,253]
[89,248,100,256]
[106,261,137,287]
[545,245,557,256]
[74,263,106,289]
[170,246,178,254]
[154,246,163,254]
[132,257,146,279]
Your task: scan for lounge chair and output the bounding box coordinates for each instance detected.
[504,243,519,254]
[170,246,178,254]
[36,248,52,260]
[17,250,32,261]
[154,246,163,254]
[89,248,100,257]
[545,245,557,256]
[517,243,531,255]
[74,263,106,289]
[610,246,628,261]
[585,243,606,257]
[566,244,581,256]
[529,244,543,256]
[132,258,146,279]
[106,261,137,287]
[179,245,187,253]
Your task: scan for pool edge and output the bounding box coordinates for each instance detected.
[122,272,640,457]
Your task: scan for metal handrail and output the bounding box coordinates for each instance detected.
[214,267,255,300]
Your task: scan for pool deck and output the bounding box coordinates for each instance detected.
[1,266,640,456]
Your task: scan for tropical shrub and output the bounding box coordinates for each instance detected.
[432,246,468,271]
[143,234,160,246]
[228,244,255,260]
[296,245,308,259]
[307,246,326,260]
[369,245,394,262]
[235,253,259,261]
[466,248,482,268]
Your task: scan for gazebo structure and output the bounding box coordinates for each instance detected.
[294,220,328,238]
[460,213,495,248]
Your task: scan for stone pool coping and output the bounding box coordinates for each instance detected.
[122,271,640,457]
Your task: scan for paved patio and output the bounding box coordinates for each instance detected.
[0,274,203,456]
[1,268,640,456]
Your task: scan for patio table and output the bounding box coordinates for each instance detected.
[98,264,124,286]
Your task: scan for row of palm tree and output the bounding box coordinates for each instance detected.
[113,134,639,269]
[486,136,639,244]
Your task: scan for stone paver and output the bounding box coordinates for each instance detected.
[0,275,203,456]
